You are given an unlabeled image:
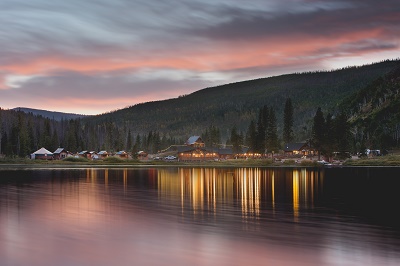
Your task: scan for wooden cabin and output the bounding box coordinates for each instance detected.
[97,151,109,159]
[284,142,314,156]
[177,146,218,161]
[78,150,91,159]
[53,148,68,160]
[115,150,128,159]
[185,136,205,147]
[137,151,148,160]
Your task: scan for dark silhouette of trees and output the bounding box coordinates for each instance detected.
[283,98,294,144]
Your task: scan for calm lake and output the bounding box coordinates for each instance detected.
[0,166,399,266]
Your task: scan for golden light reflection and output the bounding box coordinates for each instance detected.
[123,168,128,193]
[156,168,325,219]
[293,170,300,222]
[271,172,275,211]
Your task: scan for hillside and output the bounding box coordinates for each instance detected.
[340,64,400,149]
[86,59,400,141]
[12,107,87,121]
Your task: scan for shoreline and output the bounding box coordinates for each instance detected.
[1,155,400,168]
[0,161,399,169]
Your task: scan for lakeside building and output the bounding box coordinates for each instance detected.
[31,147,53,160]
[53,148,68,160]
[284,142,315,156]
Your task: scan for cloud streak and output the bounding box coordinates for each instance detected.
[1,0,400,114]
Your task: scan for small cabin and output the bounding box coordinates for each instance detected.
[137,151,148,160]
[115,150,128,159]
[78,151,91,159]
[185,136,205,147]
[53,148,68,160]
[98,151,109,159]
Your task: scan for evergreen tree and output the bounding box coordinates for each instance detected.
[266,107,279,153]
[256,109,265,153]
[230,125,242,154]
[283,98,294,144]
[0,108,2,155]
[334,112,351,152]
[262,105,269,147]
[135,134,142,151]
[126,129,132,151]
[42,118,52,149]
[324,113,335,161]
[246,120,257,152]
[312,107,325,160]
[51,129,59,151]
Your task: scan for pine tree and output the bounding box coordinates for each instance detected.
[256,109,265,153]
[312,107,325,160]
[230,125,242,154]
[246,120,257,152]
[283,98,294,144]
[334,112,351,153]
[126,128,132,151]
[266,107,279,153]
[0,108,2,155]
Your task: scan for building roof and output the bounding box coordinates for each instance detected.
[98,151,108,155]
[53,148,66,154]
[284,142,308,152]
[217,148,233,155]
[116,151,127,155]
[177,146,196,153]
[33,147,53,155]
[186,136,203,145]
[78,150,88,155]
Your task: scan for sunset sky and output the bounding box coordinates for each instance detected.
[1,0,400,115]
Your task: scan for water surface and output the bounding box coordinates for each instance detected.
[0,167,399,266]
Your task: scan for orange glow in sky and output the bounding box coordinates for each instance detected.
[1,0,400,114]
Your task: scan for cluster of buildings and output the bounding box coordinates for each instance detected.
[169,136,315,161]
[30,136,316,161]
[30,147,148,160]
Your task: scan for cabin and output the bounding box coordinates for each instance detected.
[97,151,109,159]
[31,147,53,160]
[177,146,218,161]
[137,151,148,160]
[284,142,314,156]
[216,148,233,160]
[185,136,205,147]
[115,150,128,159]
[53,148,68,160]
[78,151,91,159]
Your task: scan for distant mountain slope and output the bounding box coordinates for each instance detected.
[87,59,400,140]
[341,64,400,148]
[12,107,87,121]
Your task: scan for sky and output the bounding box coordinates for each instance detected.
[1,0,400,115]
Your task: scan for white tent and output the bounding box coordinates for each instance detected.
[31,147,53,159]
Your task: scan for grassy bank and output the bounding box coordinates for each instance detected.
[0,157,326,168]
[343,155,400,166]
[4,156,399,167]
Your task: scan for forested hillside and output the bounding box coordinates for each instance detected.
[87,59,400,141]
[1,59,400,157]
[340,64,400,150]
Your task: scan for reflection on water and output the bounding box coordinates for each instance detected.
[0,167,399,266]
[157,168,324,222]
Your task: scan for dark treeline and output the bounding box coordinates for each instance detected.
[1,92,399,159]
[0,108,183,157]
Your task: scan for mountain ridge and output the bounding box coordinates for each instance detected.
[12,107,88,121]
[85,59,400,141]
